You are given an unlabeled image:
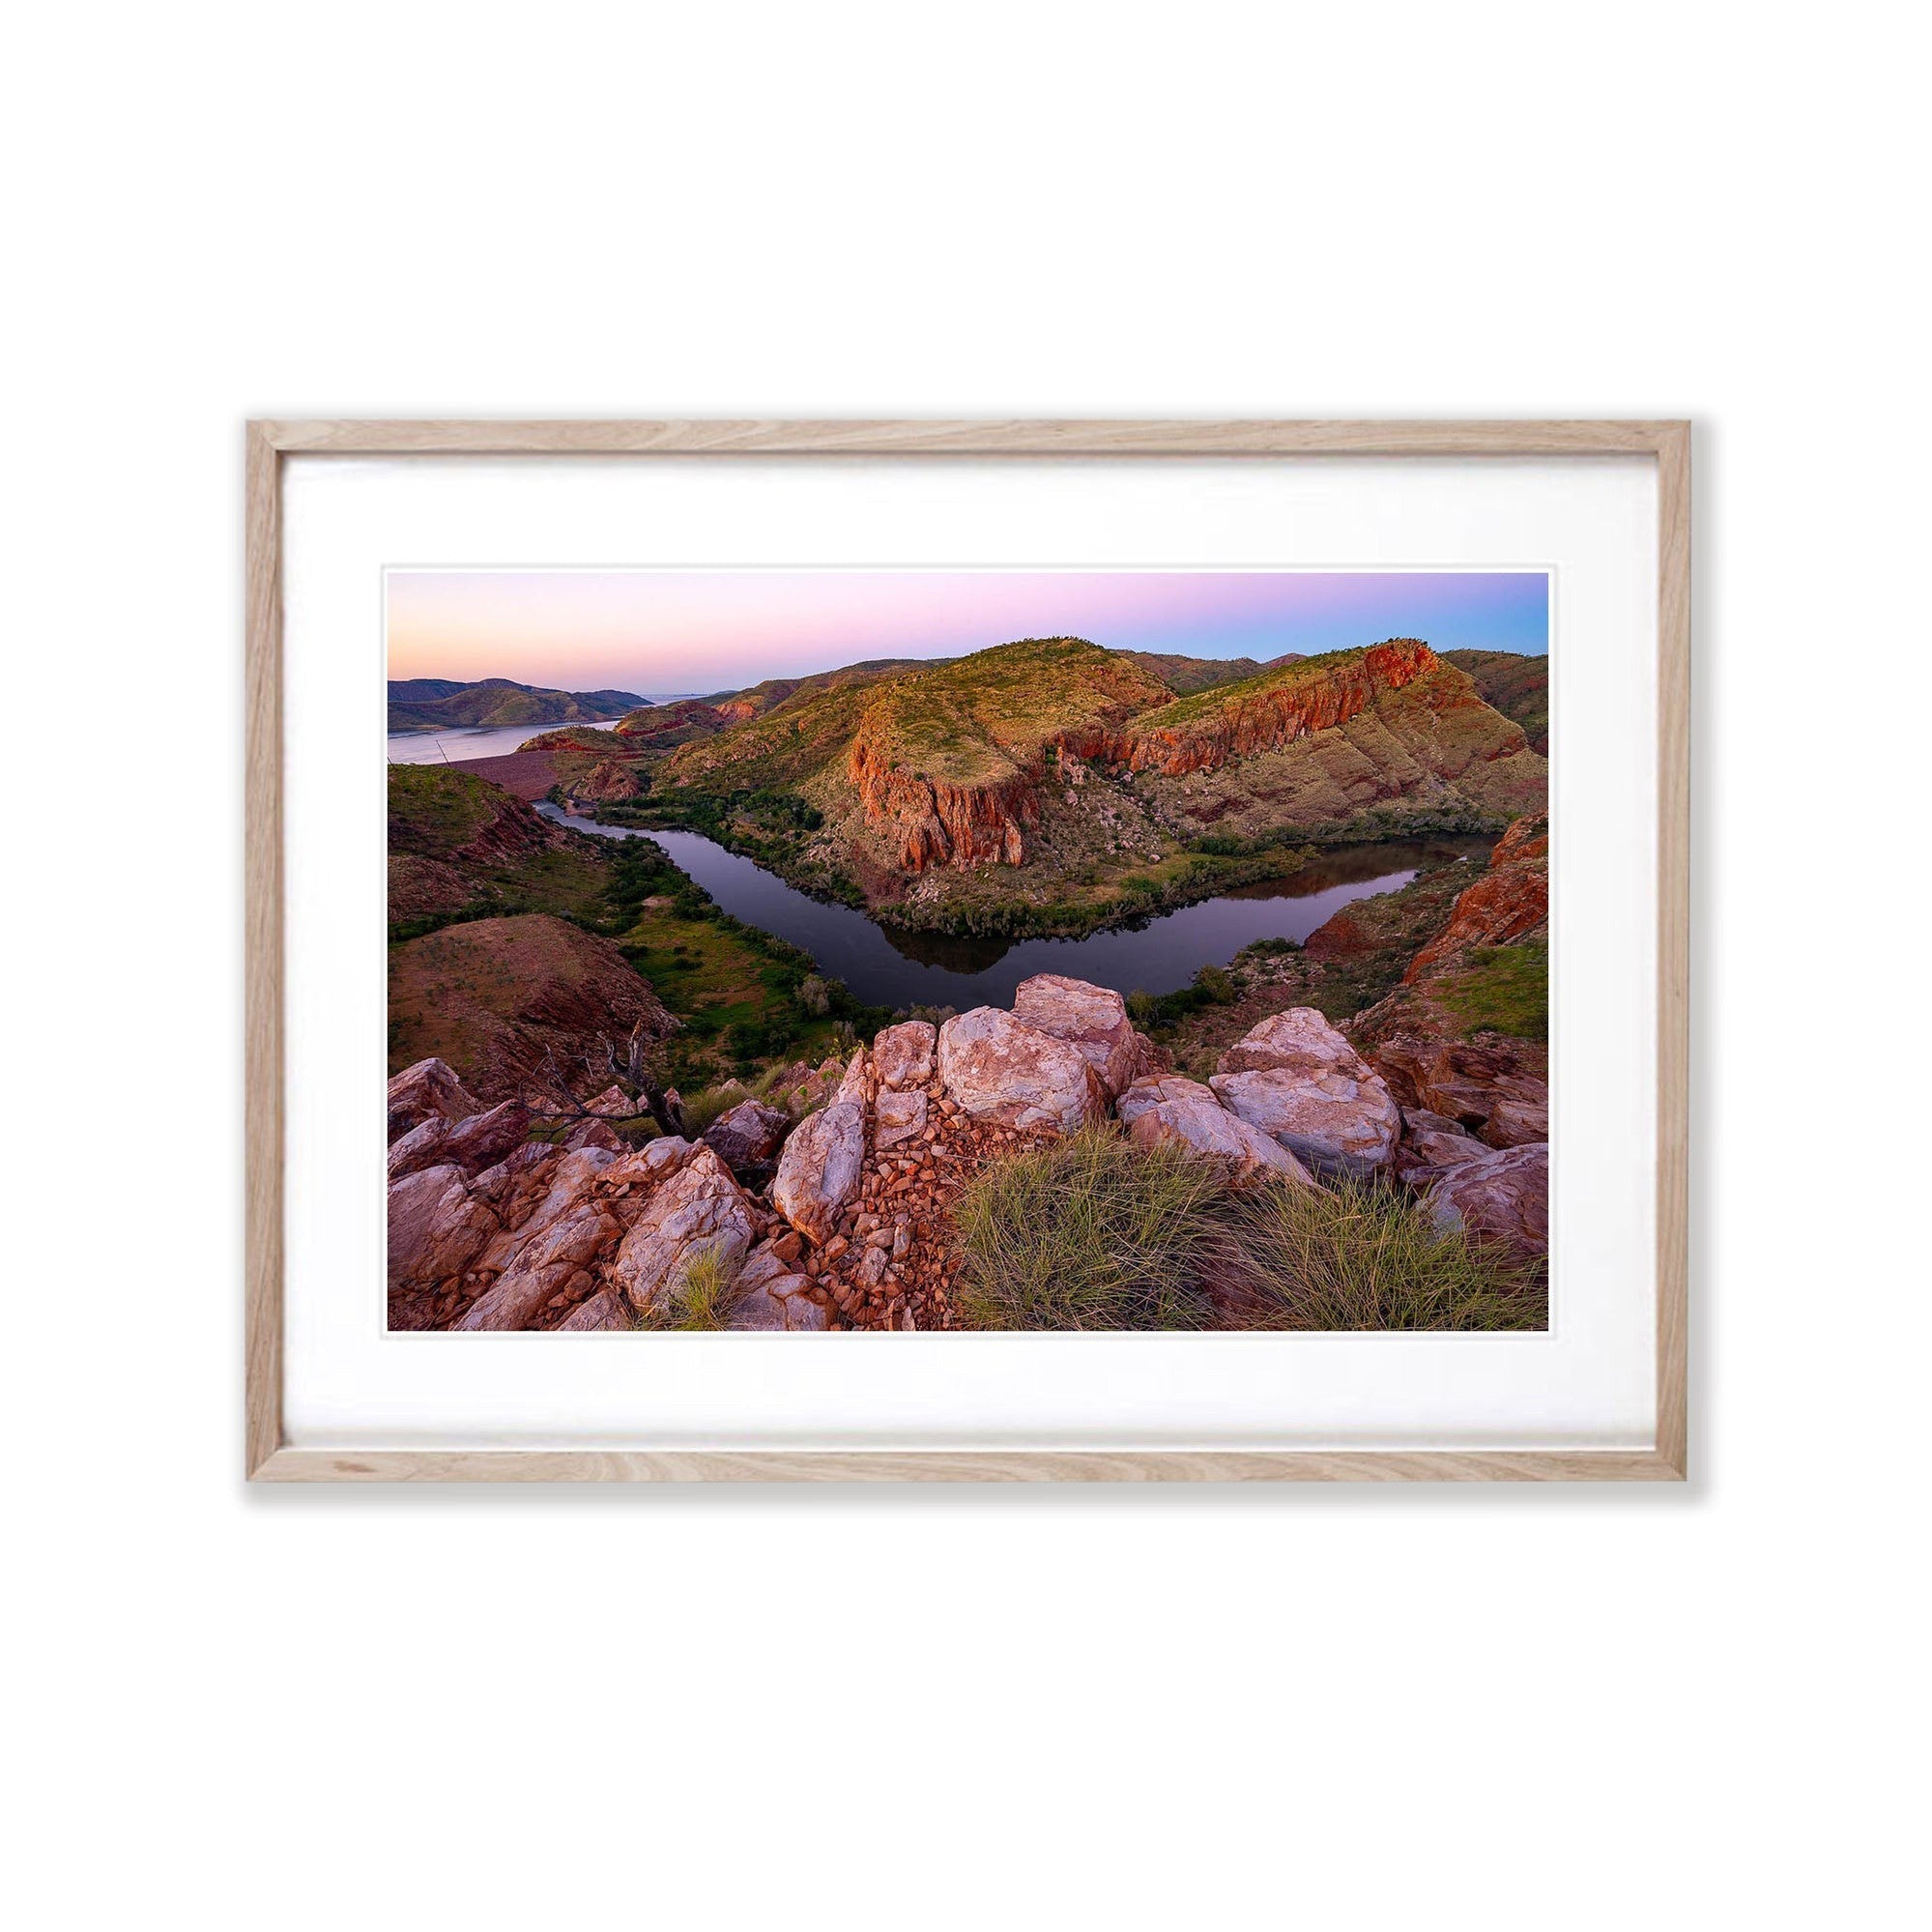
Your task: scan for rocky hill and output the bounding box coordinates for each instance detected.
[387,764,612,930]
[389,677,648,733]
[1348,814,1549,1159]
[625,635,1544,932]
[435,636,1546,941]
[389,763,874,1114]
[389,913,680,1106]
[1440,649,1547,755]
[692,658,943,721]
[595,660,944,746]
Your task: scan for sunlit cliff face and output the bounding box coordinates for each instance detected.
[847,641,1441,874]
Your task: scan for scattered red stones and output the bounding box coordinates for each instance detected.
[765,1082,1036,1332]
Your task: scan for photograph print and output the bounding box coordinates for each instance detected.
[387,569,1550,1335]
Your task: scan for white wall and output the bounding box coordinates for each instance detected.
[8,5,1924,1929]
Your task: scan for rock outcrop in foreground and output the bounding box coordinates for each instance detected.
[1208,1008,1402,1176]
[388,966,1548,1333]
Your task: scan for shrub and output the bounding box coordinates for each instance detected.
[1207,1172,1544,1330]
[951,1130,1226,1331]
[726,1013,800,1066]
[1124,966,1237,1035]
[1193,964,1236,1004]
[795,973,832,1017]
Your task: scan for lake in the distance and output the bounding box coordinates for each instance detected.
[389,722,610,764]
[531,801,1489,1009]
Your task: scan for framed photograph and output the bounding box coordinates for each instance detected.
[246,419,1688,1482]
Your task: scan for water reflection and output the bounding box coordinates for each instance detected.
[533,801,1489,1009]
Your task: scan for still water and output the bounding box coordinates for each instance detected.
[532,802,1487,1009]
[388,722,597,764]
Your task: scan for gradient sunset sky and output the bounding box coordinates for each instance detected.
[387,569,1548,695]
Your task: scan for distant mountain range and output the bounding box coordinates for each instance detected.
[388,678,653,732]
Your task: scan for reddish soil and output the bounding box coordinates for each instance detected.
[388,912,677,1102]
[781,1092,1050,1332]
[448,751,563,801]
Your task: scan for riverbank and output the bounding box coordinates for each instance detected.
[568,793,1498,946]
[533,800,1491,1010]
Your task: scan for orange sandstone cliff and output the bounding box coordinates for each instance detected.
[848,639,1443,873]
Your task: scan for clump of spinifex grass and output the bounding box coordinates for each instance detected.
[674,1085,741,1138]
[626,1246,747,1332]
[951,1129,1226,1331]
[1207,1172,1545,1331]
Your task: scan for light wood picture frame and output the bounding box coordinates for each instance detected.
[245,418,1689,1483]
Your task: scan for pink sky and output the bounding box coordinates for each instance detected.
[387,569,1548,696]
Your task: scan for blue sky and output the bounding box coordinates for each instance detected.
[389,569,1549,692]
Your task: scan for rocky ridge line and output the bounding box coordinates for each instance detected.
[846,639,1445,873]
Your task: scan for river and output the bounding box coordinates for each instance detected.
[530,802,1489,1009]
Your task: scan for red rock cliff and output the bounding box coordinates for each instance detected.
[848,735,1041,871]
[1108,639,1438,779]
[1403,813,1549,981]
[849,639,1441,872]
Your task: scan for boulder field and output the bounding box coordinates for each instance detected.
[387,968,1549,1333]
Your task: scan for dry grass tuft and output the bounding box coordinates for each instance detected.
[626,1245,747,1332]
[1208,1171,1544,1330]
[675,1085,741,1138]
[952,1129,1224,1331]
[950,1129,1545,1332]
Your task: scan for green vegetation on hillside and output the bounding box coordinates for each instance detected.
[1436,939,1549,1041]
[401,633,1546,951]
[686,657,943,720]
[656,636,1167,799]
[387,764,614,939]
[1125,964,1241,1034]
[387,763,504,849]
[595,837,887,1080]
[388,677,644,733]
[1128,641,1392,731]
[388,764,880,1092]
[1123,649,1266,694]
